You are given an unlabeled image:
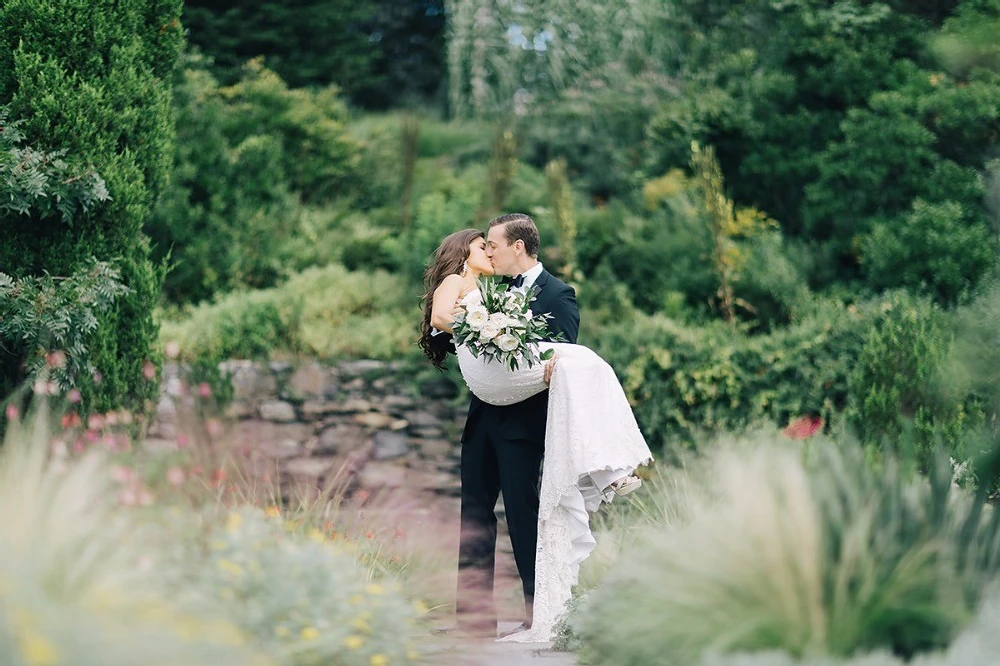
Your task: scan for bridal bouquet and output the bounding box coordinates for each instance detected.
[453,276,563,371]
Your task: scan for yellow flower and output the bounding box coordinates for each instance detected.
[344,635,364,650]
[371,654,389,666]
[264,506,281,518]
[365,583,384,596]
[307,528,325,543]
[349,594,365,605]
[351,616,371,633]
[19,630,58,666]
[217,559,244,577]
[412,600,428,614]
[275,626,290,638]
[300,627,319,640]
[226,512,243,533]
[407,650,420,661]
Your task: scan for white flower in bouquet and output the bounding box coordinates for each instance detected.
[466,306,489,330]
[480,322,502,341]
[496,333,520,352]
[489,311,512,329]
[453,276,565,370]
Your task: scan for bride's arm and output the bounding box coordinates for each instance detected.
[430,274,465,333]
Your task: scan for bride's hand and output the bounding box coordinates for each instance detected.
[543,354,557,385]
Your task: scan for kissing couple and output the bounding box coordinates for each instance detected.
[419,213,653,642]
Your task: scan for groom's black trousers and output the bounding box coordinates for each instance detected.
[456,410,544,630]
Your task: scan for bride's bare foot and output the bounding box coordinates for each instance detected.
[606,474,642,497]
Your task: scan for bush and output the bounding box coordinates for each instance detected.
[0,410,266,666]
[593,298,876,456]
[160,265,419,362]
[184,509,422,666]
[0,261,129,393]
[148,58,363,304]
[0,0,184,414]
[860,200,995,305]
[572,439,1000,665]
[848,291,987,470]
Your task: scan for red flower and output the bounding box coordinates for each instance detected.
[783,415,824,440]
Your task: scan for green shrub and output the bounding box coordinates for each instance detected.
[149,57,363,304]
[0,410,266,666]
[848,291,987,470]
[573,439,1000,665]
[0,0,184,414]
[186,508,422,666]
[0,261,129,393]
[860,200,995,306]
[160,265,418,362]
[594,299,875,456]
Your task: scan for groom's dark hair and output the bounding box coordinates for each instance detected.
[489,213,540,258]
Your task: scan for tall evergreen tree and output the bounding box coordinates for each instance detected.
[183,0,446,108]
[0,0,185,412]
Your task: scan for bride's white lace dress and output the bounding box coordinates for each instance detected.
[455,289,653,643]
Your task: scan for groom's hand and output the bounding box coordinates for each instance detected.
[543,354,557,385]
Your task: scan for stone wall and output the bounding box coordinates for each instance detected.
[150,360,467,498]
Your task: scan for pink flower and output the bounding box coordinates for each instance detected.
[205,419,224,437]
[92,371,103,385]
[67,389,82,404]
[72,440,85,454]
[116,433,131,451]
[198,382,212,398]
[104,412,119,427]
[783,415,824,440]
[4,404,18,421]
[176,434,190,449]
[211,469,226,487]
[142,361,157,381]
[45,350,67,368]
[118,489,137,506]
[137,490,154,506]
[164,341,180,359]
[84,430,99,443]
[166,467,186,486]
[110,466,135,484]
[103,434,118,451]
[87,414,104,430]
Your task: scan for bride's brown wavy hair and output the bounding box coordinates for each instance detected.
[419,228,485,369]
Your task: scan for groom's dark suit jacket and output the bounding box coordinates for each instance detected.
[462,269,580,447]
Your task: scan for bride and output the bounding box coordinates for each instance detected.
[419,225,653,643]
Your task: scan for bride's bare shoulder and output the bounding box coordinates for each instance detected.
[435,274,462,290]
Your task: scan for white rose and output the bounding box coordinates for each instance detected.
[496,333,520,352]
[479,323,501,341]
[489,312,511,329]
[466,306,489,330]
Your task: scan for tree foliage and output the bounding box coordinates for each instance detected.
[182,0,446,108]
[147,57,361,303]
[0,0,184,412]
[644,0,1000,302]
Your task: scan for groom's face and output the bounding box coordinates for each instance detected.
[486,224,520,276]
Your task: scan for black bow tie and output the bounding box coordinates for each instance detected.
[509,274,525,288]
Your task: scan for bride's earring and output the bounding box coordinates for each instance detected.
[461,260,469,277]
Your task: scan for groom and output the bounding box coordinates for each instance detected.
[456,213,580,638]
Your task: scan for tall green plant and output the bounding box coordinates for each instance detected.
[573,439,1000,665]
[0,0,185,413]
[545,158,578,281]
